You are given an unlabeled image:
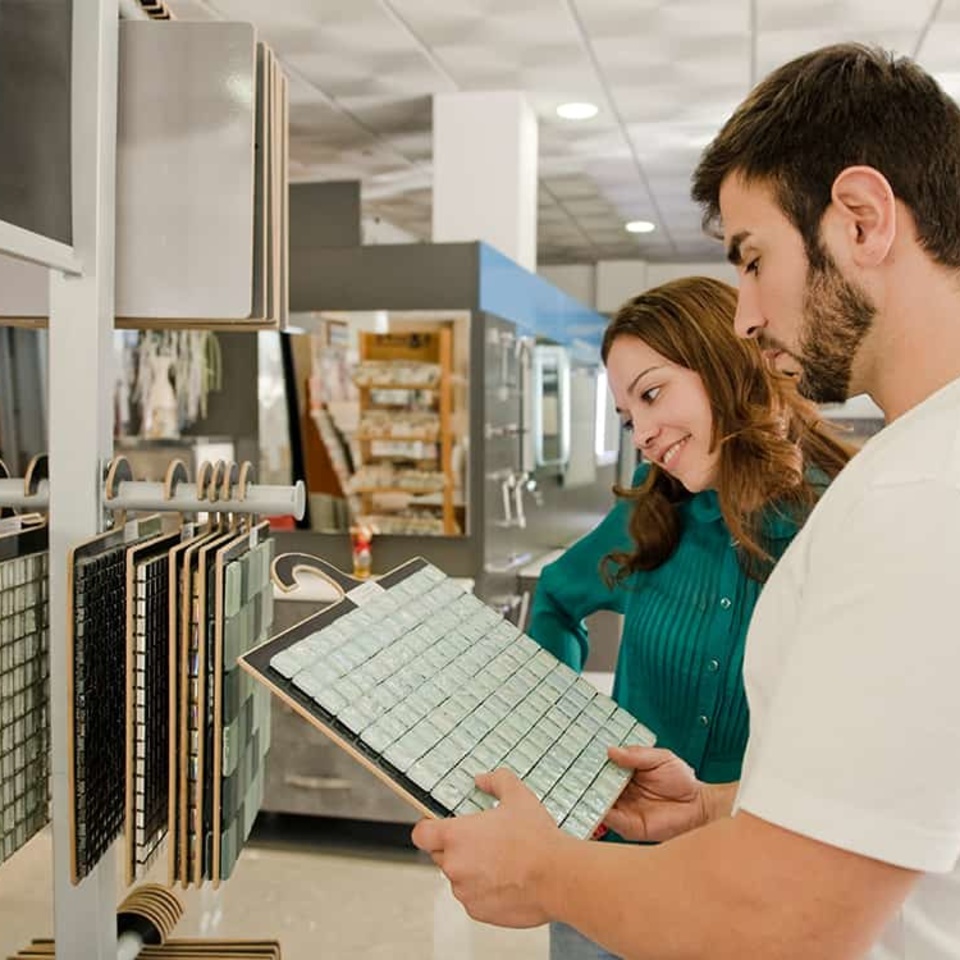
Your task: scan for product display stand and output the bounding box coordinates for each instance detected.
[0,3,294,958]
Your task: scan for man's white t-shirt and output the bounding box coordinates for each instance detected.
[736,376,960,959]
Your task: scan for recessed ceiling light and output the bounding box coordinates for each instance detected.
[556,101,599,120]
[625,220,656,234]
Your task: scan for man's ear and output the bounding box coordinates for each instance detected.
[827,166,896,267]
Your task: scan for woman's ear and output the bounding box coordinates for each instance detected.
[826,165,896,267]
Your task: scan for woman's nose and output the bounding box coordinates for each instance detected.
[633,417,659,451]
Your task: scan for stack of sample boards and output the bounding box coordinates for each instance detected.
[67,512,275,886]
[0,518,49,867]
[115,21,288,330]
[9,941,282,960]
[0,22,290,330]
[241,555,657,839]
[10,882,282,958]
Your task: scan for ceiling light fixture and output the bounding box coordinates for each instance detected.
[556,101,599,120]
[625,220,656,234]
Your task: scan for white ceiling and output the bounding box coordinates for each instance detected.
[165,0,955,265]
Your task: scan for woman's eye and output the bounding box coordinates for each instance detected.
[621,419,634,433]
[745,257,760,276]
[640,386,661,403]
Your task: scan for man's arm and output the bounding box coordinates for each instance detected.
[414,771,919,960]
[546,806,918,960]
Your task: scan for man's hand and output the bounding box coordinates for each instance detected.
[411,768,569,927]
[604,746,712,842]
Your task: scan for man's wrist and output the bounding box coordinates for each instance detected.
[533,829,581,922]
[701,781,738,825]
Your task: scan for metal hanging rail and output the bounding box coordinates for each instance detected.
[0,456,307,520]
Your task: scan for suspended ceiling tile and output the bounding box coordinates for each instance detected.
[756,29,922,78]
[172,0,945,265]
[759,0,927,34]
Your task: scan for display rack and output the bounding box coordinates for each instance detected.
[351,329,457,536]
[0,4,292,958]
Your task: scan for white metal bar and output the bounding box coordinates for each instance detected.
[0,219,82,274]
[48,1,120,958]
[116,931,145,960]
[109,479,307,519]
[0,478,49,510]
[0,478,306,519]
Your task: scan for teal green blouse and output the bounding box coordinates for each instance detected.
[528,464,803,784]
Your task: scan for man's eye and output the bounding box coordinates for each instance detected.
[745,258,760,276]
[621,420,634,433]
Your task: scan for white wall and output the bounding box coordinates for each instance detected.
[361,216,419,245]
[537,264,594,308]
[540,259,737,314]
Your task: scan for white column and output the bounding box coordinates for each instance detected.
[432,91,538,271]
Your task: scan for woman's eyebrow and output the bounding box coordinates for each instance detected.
[627,365,663,395]
[616,365,665,412]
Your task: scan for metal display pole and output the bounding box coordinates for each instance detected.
[0,477,307,519]
[47,0,120,957]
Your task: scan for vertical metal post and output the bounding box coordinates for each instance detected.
[47,0,119,957]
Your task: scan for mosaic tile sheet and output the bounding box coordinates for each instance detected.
[73,546,127,879]
[131,550,170,874]
[214,534,274,882]
[0,548,49,866]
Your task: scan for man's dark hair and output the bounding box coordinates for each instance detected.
[692,43,960,268]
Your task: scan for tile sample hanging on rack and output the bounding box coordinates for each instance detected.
[67,514,164,883]
[167,515,275,886]
[175,520,237,885]
[124,526,183,886]
[65,460,281,887]
[210,523,274,883]
[114,22,289,329]
[0,520,49,867]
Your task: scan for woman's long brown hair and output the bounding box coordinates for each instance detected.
[601,276,855,582]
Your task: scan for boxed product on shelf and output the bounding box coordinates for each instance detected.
[353,330,456,536]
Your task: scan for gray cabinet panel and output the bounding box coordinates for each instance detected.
[263,700,416,824]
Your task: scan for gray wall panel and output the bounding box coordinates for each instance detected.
[290,243,479,313]
[289,181,361,251]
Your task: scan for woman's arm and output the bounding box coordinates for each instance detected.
[528,468,643,670]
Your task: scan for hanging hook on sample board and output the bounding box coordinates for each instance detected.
[104,455,135,528]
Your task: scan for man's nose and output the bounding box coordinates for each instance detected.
[734,283,765,340]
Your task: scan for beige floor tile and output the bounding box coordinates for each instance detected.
[0,824,547,959]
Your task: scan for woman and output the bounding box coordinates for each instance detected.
[529,276,854,960]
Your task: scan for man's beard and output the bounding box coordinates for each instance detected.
[794,251,876,403]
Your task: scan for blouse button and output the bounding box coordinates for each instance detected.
[706,658,720,673]
[698,715,710,727]
[719,597,732,609]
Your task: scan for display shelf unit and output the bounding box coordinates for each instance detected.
[0,4,291,958]
[352,329,457,536]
